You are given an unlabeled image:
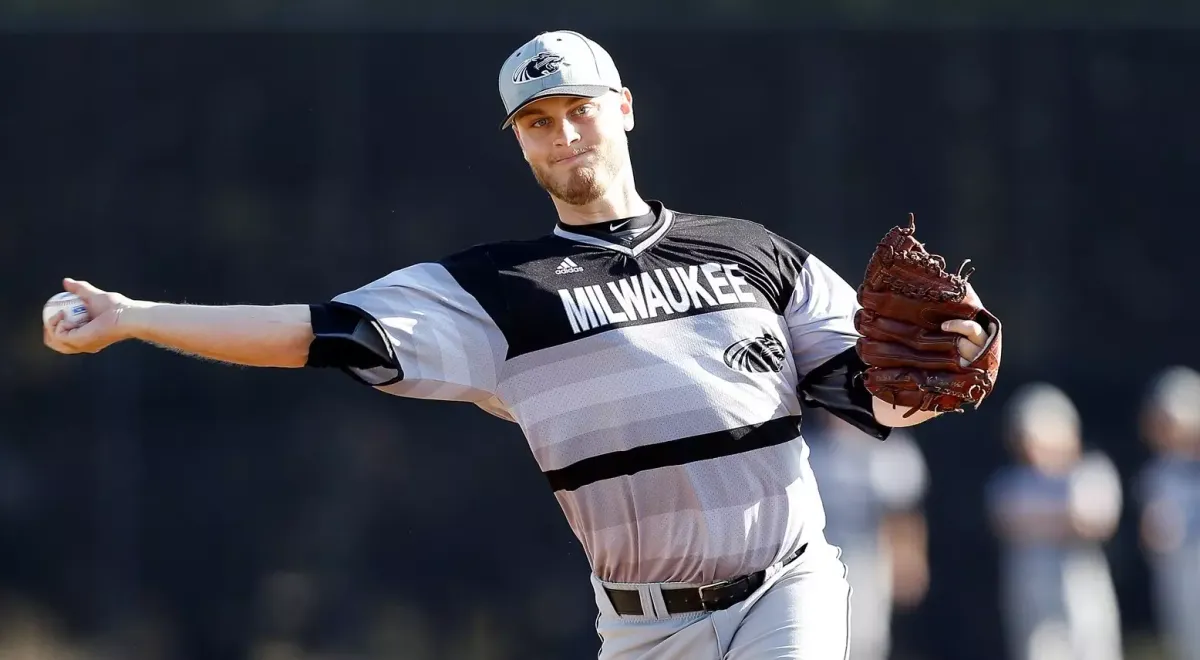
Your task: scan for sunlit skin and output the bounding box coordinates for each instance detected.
[509,90,650,226]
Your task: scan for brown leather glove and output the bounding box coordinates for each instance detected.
[854,214,1003,417]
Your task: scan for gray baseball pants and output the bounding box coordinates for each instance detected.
[591,540,852,659]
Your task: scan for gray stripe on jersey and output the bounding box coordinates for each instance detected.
[785,254,862,379]
[332,262,508,402]
[497,308,800,457]
[488,303,825,584]
[556,440,818,584]
[587,499,791,584]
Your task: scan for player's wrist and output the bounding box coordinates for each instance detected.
[114,299,159,341]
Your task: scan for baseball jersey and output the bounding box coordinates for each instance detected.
[327,201,890,584]
[1137,455,1200,550]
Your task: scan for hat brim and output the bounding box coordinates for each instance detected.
[499,84,615,130]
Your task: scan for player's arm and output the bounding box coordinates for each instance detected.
[123,302,316,367]
[771,234,922,434]
[770,233,985,430]
[44,249,507,412]
[43,278,316,367]
[872,398,938,427]
[43,279,392,370]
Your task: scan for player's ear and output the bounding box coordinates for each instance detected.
[620,88,634,132]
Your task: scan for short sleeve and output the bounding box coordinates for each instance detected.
[330,247,509,405]
[771,233,888,440]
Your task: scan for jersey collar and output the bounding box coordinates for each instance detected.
[553,200,674,257]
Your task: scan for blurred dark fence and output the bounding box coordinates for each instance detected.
[1,29,1196,659]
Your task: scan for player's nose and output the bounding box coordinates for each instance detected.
[553,119,581,147]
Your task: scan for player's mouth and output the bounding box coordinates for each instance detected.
[554,148,596,164]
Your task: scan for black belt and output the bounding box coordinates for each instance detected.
[604,543,807,616]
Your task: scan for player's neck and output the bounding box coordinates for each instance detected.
[553,177,650,227]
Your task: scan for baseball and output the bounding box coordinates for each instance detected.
[42,292,90,327]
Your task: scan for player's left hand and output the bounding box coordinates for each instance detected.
[940,282,992,366]
[941,318,988,366]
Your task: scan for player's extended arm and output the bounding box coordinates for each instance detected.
[42,278,391,370]
[122,302,314,367]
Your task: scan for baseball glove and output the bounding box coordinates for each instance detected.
[854,214,1002,417]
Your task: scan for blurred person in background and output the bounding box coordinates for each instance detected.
[1135,366,1200,660]
[986,383,1124,660]
[806,408,929,660]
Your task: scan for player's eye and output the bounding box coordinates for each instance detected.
[576,104,597,116]
[531,117,550,128]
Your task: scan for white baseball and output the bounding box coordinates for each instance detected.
[43,292,90,327]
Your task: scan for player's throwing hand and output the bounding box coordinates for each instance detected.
[43,278,138,355]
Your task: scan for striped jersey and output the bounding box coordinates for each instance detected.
[328,201,890,584]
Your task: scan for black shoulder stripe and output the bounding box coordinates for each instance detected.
[436,245,512,334]
[769,232,812,309]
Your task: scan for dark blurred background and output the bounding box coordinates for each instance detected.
[2,1,1198,659]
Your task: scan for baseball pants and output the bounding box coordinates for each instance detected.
[591,540,852,659]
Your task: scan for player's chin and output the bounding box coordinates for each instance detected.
[554,161,598,181]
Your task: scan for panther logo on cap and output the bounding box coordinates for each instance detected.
[512,52,565,84]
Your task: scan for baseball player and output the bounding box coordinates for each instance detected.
[42,30,1002,659]
[1135,366,1200,660]
[986,383,1123,660]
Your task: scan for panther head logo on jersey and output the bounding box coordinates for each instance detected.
[723,333,787,373]
[513,52,566,84]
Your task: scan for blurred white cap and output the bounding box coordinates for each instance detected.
[1005,382,1080,447]
[1145,365,1200,431]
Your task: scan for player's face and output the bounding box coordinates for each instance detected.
[511,91,634,206]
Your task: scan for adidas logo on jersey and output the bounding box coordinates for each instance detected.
[555,258,584,275]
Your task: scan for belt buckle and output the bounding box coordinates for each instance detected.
[696,579,734,612]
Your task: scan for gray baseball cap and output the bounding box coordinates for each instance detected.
[497,30,623,130]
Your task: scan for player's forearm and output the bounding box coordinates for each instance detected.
[872,397,940,427]
[119,302,314,368]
